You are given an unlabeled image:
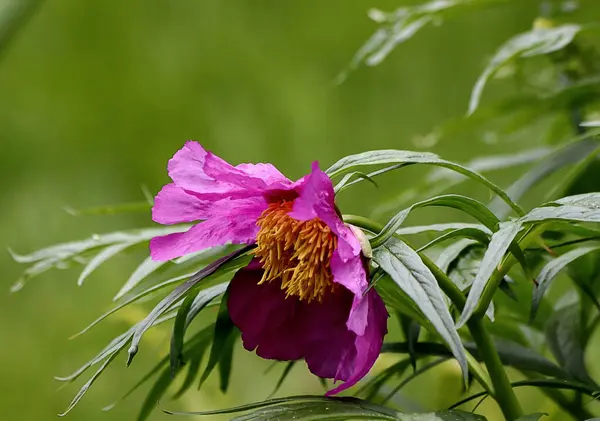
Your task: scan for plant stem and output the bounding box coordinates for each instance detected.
[468,318,523,420]
[344,215,524,420]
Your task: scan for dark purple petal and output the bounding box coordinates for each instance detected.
[228,265,306,361]
[325,289,388,395]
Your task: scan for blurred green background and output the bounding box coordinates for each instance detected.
[2,1,600,420]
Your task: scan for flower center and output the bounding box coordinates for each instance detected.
[254,201,338,303]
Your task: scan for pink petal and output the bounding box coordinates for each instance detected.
[288,162,361,261]
[152,184,215,225]
[325,290,388,395]
[227,264,306,361]
[167,141,292,199]
[150,197,267,261]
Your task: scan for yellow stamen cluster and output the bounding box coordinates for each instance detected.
[254,201,338,303]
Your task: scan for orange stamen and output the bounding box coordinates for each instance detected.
[254,201,338,303]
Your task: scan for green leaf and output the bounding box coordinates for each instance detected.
[489,137,600,219]
[58,352,119,417]
[514,414,546,421]
[373,238,468,381]
[334,171,379,194]
[531,245,600,321]
[114,256,166,300]
[469,24,582,114]
[76,242,136,286]
[417,228,491,253]
[268,361,296,398]
[198,289,238,392]
[358,359,413,401]
[10,225,189,291]
[338,0,505,82]
[545,302,596,385]
[436,239,479,273]
[399,314,421,371]
[127,247,251,366]
[0,0,42,57]
[457,221,523,327]
[395,223,489,236]
[371,194,501,248]
[70,272,195,339]
[381,358,448,404]
[326,150,523,216]
[64,201,152,216]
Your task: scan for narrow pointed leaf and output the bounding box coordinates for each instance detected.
[77,242,135,286]
[458,221,522,327]
[127,247,251,365]
[531,245,600,321]
[114,256,165,300]
[373,237,468,381]
[326,150,523,215]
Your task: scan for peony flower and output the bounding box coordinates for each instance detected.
[150,141,388,394]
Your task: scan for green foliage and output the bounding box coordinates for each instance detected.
[10,0,600,420]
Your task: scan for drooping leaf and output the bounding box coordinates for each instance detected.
[127,247,251,366]
[373,238,468,381]
[514,414,546,421]
[371,194,501,248]
[436,239,479,273]
[469,24,582,114]
[381,358,448,405]
[399,314,421,371]
[77,242,136,286]
[395,223,489,236]
[545,302,596,385]
[326,150,523,216]
[358,358,413,401]
[334,171,379,194]
[417,227,491,253]
[457,221,522,327]
[114,256,166,300]
[163,394,486,420]
[489,137,600,219]
[268,361,296,398]
[338,0,505,81]
[198,290,238,392]
[531,245,600,321]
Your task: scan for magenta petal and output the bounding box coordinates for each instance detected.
[228,265,305,361]
[325,289,388,395]
[150,197,267,261]
[167,141,292,199]
[152,183,215,224]
[288,162,361,261]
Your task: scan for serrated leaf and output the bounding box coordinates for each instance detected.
[326,150,522,216]
[469,24,582,114]
[373,238,468,381]
[457,221,522,328]
[531,245,600,321]
[545,302,596,385]
[127,247,251,365]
